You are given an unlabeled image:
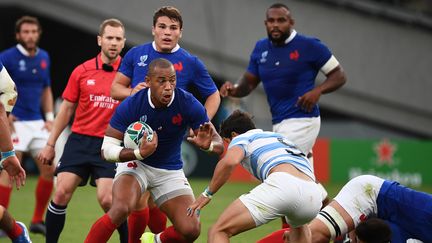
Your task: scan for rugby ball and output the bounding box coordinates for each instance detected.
[124,121,154,149]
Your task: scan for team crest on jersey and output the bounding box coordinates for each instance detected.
[138,55,148,67]
[40,59,48,69]
[172,113,183,126]
[260,51,268,63]
[18,60,26,71]
[173,62,183,72]
[290,50,300,61]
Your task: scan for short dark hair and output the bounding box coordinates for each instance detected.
[220,110,256,139]
[355,218,391,243]
[99,18,125,36]
[153,6,183,29]
[15,16,42,33]
[147,58,174,77]
[266,3,291,18]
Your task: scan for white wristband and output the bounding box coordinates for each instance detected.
[134,149,144,160]
[202,141,214,153]
[45,112,54,121]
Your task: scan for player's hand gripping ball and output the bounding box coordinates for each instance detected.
[124,121,154,149]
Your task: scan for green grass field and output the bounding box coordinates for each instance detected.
[7,176,432,243]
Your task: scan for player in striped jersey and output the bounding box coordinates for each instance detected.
[187,110,323,243]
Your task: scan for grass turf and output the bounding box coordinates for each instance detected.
[7,176,432,243]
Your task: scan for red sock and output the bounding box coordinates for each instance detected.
[159,226,187,243]
[84,214,118,243]
[148,206,167,233]
[6,220,23,240]
[32,177,53,223]
[0,185,12,208]
[128,208,149,243]
[257,229,287,243]
[281,216,290,229]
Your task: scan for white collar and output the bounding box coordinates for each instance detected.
[16,44,39,56]
[152,41,180,53]
[284,29,297,44]
[147,88,175,108]
[246,128,264,134]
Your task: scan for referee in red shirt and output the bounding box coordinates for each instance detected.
[38,19,128,243]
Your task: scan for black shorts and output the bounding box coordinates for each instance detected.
[56,132,116,187]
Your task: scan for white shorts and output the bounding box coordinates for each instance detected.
[239,172,322,228]
[12,120,49,156]
[272,117,320,155]
[334,175,385,227]
[115,161,194,206]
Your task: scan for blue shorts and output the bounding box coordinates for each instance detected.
[56,133,116,187]
[377,180,432,242]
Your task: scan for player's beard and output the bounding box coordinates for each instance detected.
[268,30,290,46]
[18,38,38,53]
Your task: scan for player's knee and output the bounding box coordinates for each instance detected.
[208,224,233,238]
[39,166,55,178]
[53,187,73,205]
[177,221,200,241]
[98,195,112,212]
[109,203,132,223]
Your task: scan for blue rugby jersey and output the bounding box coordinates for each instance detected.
[0,45,51,120]
[377,180,432,242]
[228,129,315,182]
[110,88,208,170]
[119,42,216,99]
[247,30,333,124]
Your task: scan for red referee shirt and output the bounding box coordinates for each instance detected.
[62,54,121,138]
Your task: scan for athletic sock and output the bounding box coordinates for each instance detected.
[256,229,286,243]
[159,226,187,243]
[148,206,167,233]
[117,221,128,243]
[6,219,23,240]
[0,185,12,208]
[84,213,118,243]
[128,207,149,243]
[45,201,67,243]
[281,216,290,229]
[32,177,53,223]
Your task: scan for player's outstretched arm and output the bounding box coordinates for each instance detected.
[187,122,224,155]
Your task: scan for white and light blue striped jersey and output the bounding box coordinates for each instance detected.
[228,129,315,182]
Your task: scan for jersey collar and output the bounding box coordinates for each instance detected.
[284,29,297,44]
[97,53,122,70]
[152,41,180,53]
[16,44,40,56]
[147,88,175,108]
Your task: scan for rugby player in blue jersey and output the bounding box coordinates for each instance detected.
[110,7,221,240]
[302,175,432,243]
[0,16,55,236]
[188,110,323,243]
[220,3,347,234]
[85,58,224,243]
